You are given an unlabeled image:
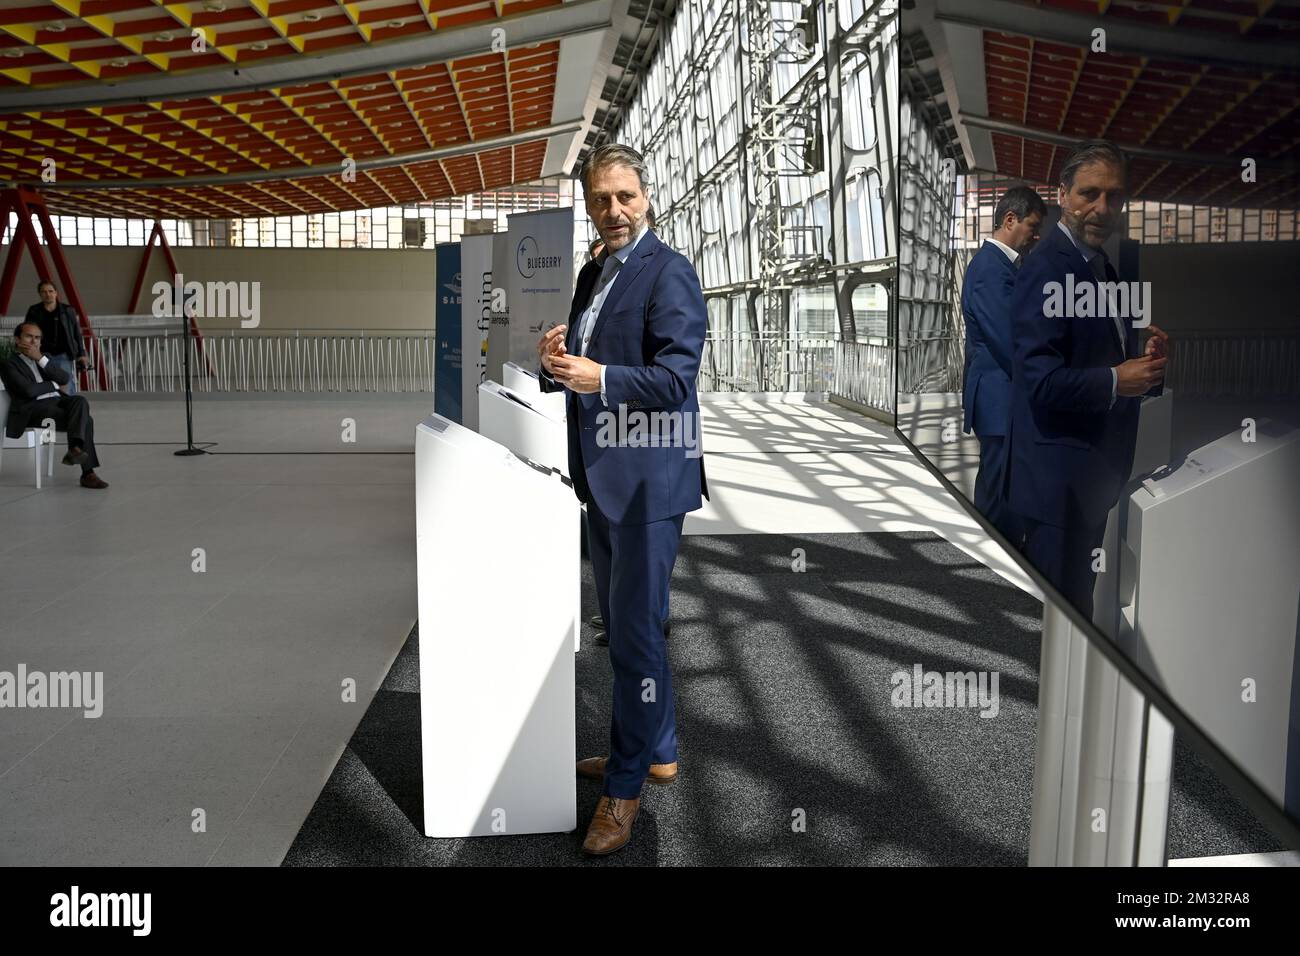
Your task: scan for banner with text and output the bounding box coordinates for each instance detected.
[459,233,495,431]
[485,232,513,387]
[434,242,462,423]
[507,207,574,369]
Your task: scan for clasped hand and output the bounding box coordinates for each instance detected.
[538,325,602,393]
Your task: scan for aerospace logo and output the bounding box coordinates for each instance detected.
[440,271,461,305]
[517,235,561,278]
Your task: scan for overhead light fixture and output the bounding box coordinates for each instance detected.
[250,41,268,51]
[110,58,129,67]
[303,12,321,22]
[203,1,226,11]
[3,49,24,59]
[45,22,66,33]
[388,20,403,28]
[155,32,174,42]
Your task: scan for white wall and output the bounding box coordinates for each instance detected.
[6,245,441,331]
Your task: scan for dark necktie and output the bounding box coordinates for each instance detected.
[1090,255,1126,356]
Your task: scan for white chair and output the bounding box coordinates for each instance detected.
[0,385,56,489]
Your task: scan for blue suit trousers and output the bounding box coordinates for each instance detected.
[585,501,683,799]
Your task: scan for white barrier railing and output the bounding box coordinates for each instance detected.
[6,318,1292,403]
[1164,330,1300,400]
[0,324,437,393]
[3,319,906,406]
[698,331,896,414]
[700,331,839,393]
[833,339,895,414]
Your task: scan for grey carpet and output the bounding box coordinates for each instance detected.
[282,531,1286,865]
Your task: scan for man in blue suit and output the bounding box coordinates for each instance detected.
[961,185,1046,544]
[537,143,708,855]
[1006,140,1168,619]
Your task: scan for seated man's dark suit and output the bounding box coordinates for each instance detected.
[961,238,1021,543]
[1,351,100,474]
[1005,221,1158,618]
[541,225,708,799]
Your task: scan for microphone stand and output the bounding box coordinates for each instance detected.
[175,295,205,457]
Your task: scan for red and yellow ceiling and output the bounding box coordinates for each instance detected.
[0,0,611,217]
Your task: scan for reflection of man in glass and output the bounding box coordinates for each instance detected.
[1005,140,1169,618]
[961,186,1045,543]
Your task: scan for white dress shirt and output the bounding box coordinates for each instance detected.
[985,236,1019,265]
[569,220,651,404]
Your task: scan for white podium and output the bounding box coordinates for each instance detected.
[503,361,566,421]
[415,413,577,837]
[479,380,581,652]
[478,379,569,477]
[1122,419,1300,807]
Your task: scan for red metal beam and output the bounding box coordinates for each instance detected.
[16,188,109,391]
[125,220,211,375]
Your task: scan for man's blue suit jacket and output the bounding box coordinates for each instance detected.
[540,229,708,525]
[1005,222,1159,529]
[961,240,1017,436]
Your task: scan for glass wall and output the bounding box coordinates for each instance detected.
[4,178,583,254]
[599,0,898,342]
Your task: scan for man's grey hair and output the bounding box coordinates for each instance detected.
[1058,139,1127,190]
[581,143,652,195]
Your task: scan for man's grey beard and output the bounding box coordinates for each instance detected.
[603,210,647,247]
[1061,208,1111,249]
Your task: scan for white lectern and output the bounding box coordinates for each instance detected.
[479,380,581,652]
[1123,419,1300,807]
[415,413,577,837]
[503,361,566,421]
[478,379,569,477]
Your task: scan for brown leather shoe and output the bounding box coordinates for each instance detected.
[576,755,678,785]
[79,472,109,489]
[581,795,640,855]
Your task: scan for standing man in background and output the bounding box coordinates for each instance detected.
[537,143,708,856]
[25,280,88,395]
[961,185,1045,544]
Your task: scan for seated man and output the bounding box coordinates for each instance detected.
[2,322,108,489]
